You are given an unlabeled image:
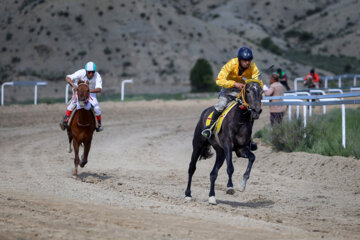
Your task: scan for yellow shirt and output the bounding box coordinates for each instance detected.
[216,58,260,88]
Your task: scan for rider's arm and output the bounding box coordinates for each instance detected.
[65,77,77,91]
[314,73,320,82]
[90,88,101,93]
[264,85,275,96]
[216,59,237,88]
[91,73,102,93]
[249,62,260,79]
[66,69,85,90]
[304,73,309,81]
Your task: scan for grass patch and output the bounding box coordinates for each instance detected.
[284,51,360,75]
[99,93,186,102]
[99,92,217,102]
[260,37,282,55]
[2,93,218,106]
[254,107,360,159]
[1,97,66,106]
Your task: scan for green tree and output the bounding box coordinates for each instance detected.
[190,58,218,92]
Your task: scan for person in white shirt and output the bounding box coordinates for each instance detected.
[60,61,103,132]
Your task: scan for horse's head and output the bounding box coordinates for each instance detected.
[77,80,90,108]
[243,80,263,119]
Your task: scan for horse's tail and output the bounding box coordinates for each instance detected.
[199,141,213,160]
[192,108,213,161]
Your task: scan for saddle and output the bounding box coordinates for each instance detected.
[68,106,99,129]
[205,101,238,135]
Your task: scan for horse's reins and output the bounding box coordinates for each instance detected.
[76,82,91,127]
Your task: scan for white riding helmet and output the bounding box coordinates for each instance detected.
[85,61,96,71]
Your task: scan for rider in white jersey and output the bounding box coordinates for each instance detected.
[60,61,103,132]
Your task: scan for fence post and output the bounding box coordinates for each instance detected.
[1,82,14,106]
[342,104,346,148]
[338,76,342,88]
[34,85,38,105]
[121,79,133,101]
[294,78,303,91]
[310,90,326,114]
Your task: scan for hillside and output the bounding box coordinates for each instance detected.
[0,0,359,101]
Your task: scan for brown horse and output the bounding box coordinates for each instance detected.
[67,80,96,177]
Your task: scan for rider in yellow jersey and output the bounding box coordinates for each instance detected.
[202,47,261,141]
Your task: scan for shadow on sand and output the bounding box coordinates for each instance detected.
[76,172,113,182]
[217,199,274,208]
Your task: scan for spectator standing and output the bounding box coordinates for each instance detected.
[276,68,290,91]
[264,73,287,126]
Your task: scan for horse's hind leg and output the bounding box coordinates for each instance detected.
[80,141,91,168]
[185,122,211,201]
[208,149,225,205]
[185,147,202,201]
[240,150,255,192]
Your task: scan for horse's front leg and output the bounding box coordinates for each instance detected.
[80,141,91,168]
[67,129,73,153]
[208,148,225,205]
[73,140,80,177]
[224,144,235,195]
[240,150,255,192]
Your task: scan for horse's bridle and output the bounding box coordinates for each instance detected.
[77,83,90,104]
[236,79,263,112]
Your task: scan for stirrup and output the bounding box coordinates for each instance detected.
[96,126,103,132]
[60,121,67,131]
[201,129,212,139]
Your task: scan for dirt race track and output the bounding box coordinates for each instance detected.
[0,100,359,240]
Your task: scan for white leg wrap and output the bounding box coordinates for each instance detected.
[240,179,247,192]
[208,196,217,205]
[184,196,192,202]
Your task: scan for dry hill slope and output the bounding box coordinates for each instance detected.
[0,0,358,101]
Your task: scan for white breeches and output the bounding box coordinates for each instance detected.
[67,93,101,116]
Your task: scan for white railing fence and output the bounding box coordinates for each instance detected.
[294,74,360,90]
[262,92,360,148]
[1,81,47,106]
[65,79,134,103]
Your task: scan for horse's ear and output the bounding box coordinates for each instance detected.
[86,80,89,85]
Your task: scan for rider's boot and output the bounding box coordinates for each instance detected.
[60,110,72,131]
[201,109,222,139]
[96,115,103,132]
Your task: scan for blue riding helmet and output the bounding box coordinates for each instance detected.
[85,61,96,72]
[237,47,253,61]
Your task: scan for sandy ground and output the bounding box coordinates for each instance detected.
[0,100,359,240]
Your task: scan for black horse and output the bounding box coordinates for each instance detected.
[185,80,263,205]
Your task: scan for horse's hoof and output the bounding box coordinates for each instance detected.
[185,196,192,202]
[240,180,246,192]
[226,187,235,195]
[79,161,87,168]
[208,196,217,205]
